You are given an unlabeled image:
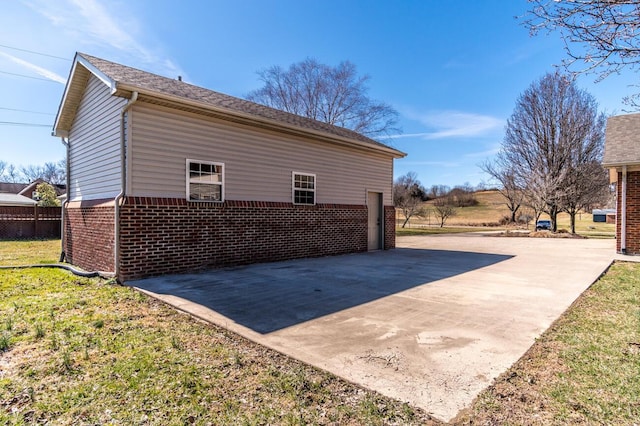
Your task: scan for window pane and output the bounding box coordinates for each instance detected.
[190,183,221,201]
[294,189,314,205]
[188,161,223,201]
[294,174,315,189]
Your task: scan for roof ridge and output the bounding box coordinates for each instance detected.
[76,53,402,155]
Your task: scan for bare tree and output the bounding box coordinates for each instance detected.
[523,169,552,227]
[561,162,610,233]
[524,1,640,108]
[499,72,604,232]
[428,184,451,199]
[20,160,66,185]
[393,172,427,228]
[432,197,457,228]
[450,183,478,207]
[247,58,400,138]
[481,157,524,223]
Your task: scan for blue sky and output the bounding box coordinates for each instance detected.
[0,0,636,187]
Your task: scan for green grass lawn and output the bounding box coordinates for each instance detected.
[0,239,60,265]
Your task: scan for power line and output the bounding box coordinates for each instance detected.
[0,107,55,116]
[0,44,69,61]
[0,121,50,128]
[0,70,62,83]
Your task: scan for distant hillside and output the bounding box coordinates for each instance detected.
[398,189,615,238]
[419,190,512,226]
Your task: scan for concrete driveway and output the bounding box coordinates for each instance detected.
[129,234,614,421]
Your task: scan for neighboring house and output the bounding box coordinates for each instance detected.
[0,181,62,239]
[603,113,640,255]
[53,53,406,280]
[0,193,37,207]
[592,209,615,224]
[0,179,66,202]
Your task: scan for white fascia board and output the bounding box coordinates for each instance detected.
[52,54,118,137]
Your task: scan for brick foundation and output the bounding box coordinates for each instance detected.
[64,197,396,280]
[64,200,115,273]
[384,206,395,250]
[617,171,640,255]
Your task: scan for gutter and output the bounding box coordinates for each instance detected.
[621,165,627,254]
[59,137,70,262]
[114,91,139,280]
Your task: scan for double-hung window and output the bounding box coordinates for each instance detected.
[292,172,315,205]
[187,159,224,201]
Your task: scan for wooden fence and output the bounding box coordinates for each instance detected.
[0,206,62,239]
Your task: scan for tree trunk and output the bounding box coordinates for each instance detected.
[510,204,520,223]
[402,216,410,228]
[569,211,576,234]
[549,206,559,232]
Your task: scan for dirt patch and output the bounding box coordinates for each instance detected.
[452,329,571,425]
[495,230,586,239]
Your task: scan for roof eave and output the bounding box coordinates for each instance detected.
[116,83,407,158]
[602,161,640,168]
[52,53,118,137]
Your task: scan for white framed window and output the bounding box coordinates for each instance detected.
[292,172,316,205]
[186,159,224,202]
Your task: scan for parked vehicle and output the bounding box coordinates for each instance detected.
[535,220,552,231]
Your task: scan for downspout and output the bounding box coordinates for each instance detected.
[114,91,139,279]
[621,166,627,254]
[59,137,70,262]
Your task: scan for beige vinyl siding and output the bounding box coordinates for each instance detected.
[128,103,394,205]
[68,74,126,201]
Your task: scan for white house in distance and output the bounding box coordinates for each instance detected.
[52,53,405,281]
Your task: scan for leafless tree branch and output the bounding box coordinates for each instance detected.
[247,58,401,138]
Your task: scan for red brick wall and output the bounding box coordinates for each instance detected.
[617,171,640,254]
[64,197,397,280]
[64,201,115,272]
[116,197,398,280]
[384,206,395,250]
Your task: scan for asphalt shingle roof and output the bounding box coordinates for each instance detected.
[78,53,402,155]
[0,193,37,206]
[604,113,640,166]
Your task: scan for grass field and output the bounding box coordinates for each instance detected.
[397,190,616,238]
[0,239,60,265]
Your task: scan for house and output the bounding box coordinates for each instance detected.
[0,193,37,207]
[53,53,405,280]
[0,180,63,239]
[591,209,615,224]
[603,113,640,255]
[0,179,66,202]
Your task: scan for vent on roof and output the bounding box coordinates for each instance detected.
[178,76,182,81]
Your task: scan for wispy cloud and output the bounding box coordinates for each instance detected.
[399,160,461,168]
[0,51,66,83]
[24,0,185,78]
[389,110,504,140]
[464,144,501,158]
